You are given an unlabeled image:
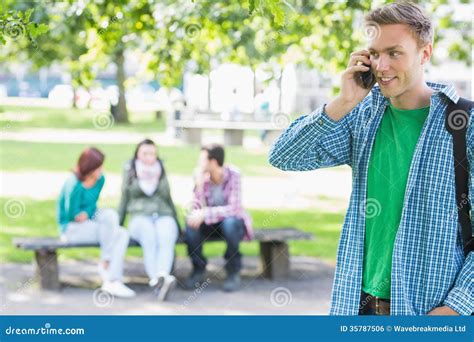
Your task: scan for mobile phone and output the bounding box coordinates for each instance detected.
[355,63,376,89]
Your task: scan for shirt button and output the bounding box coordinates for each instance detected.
[318,119,324,125]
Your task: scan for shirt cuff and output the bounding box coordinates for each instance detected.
[203,207,214,225]
[443,287,473,315]
[306,104,341,134]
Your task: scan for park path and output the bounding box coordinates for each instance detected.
[2,128,179,145]
[1,170,351,210]
[1,127,266,148]
[1,118,339,315]
[1,256,335,315]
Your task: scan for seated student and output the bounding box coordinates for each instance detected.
[118,139,180,301]
[185,143,253,292]
[58,147,135,298]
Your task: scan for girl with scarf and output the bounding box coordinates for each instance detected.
[118,139,180,301]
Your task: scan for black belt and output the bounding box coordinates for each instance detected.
[359,291,390,315]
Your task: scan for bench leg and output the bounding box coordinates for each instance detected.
[259,241,290,279]
[182,128,202,145]
[35,249,60,290]
[224,130,244,146]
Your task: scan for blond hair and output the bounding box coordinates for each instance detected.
[365,1,433,47]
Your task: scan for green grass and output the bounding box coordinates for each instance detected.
[0,140,276,176]
[0,104,345,264]
[0,104,278,176]
[0,197,343,264]
[0,104,265,138]
[0,105,166,132]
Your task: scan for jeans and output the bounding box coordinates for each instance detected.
[129,215,178,279]
[64,208,129,282]
[185,217,245,273]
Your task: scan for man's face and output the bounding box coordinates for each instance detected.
[368,24,431,98]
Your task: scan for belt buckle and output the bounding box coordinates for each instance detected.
[375,297,381,315]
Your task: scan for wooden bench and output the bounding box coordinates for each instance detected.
[13,227,313,291]
[172,120,284,146]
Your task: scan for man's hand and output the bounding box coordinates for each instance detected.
[427,306,460,315]
[326,49,373,121]
[193,168,209,191]
[74,212,88,223]
[187,209,205,229]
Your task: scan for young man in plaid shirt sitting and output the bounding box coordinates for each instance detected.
[185,143,253,292]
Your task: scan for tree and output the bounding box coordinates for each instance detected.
[0,6,48,47]
[1,0,471,123]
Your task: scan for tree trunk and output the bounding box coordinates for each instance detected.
[253,66,257,97]
[71,84,78,108]
[115,48,129,123]
[278,73,283,112]
[207,75,212,112]
[86,87,91,109]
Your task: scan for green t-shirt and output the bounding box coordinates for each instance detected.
[362,103,430,299]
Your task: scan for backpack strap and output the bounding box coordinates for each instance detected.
[445,97,473,256]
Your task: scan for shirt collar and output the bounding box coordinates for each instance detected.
[204,165,230,187]
[370,81,459,105]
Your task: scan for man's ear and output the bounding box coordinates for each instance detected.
[420,43,433,65]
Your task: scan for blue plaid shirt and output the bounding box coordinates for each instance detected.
[269,82,473,315]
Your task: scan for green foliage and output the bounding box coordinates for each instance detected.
[1,1,471,112]
[0,7,48,46]
[243,0,288,27]
[0,140,275,177]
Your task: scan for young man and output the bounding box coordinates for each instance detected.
[185,143,253,292]
[269,2,472,315]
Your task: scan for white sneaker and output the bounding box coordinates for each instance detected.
[101,281,136,298]
[149,278,159,287]
[157,275,176,302]
[149,276,165,288]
